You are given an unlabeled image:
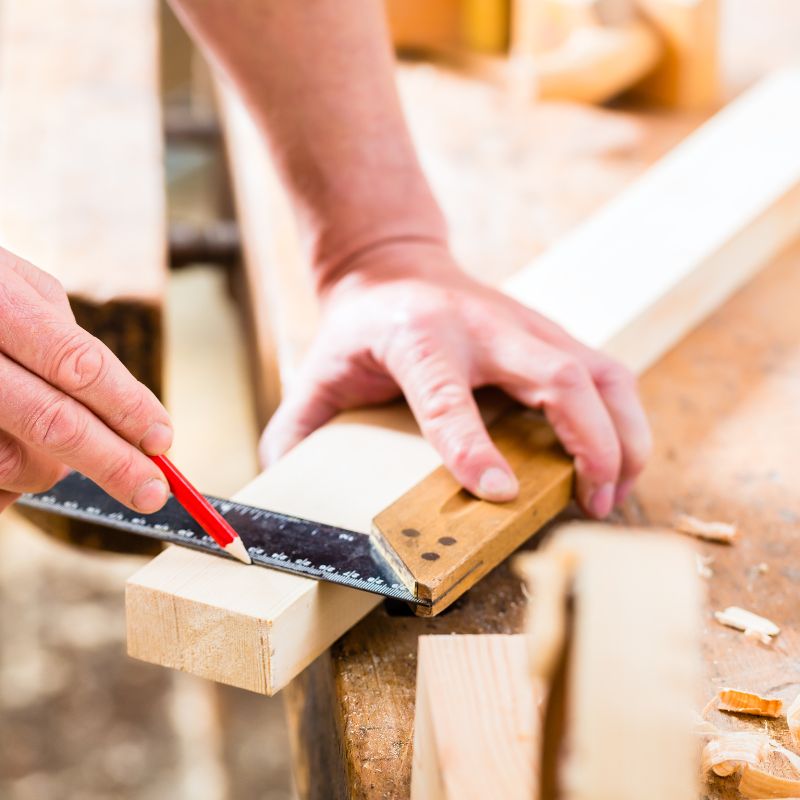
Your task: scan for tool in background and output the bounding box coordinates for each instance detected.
[150,454,251,564]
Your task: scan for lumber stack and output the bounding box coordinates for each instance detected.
[125,68,800,697]
[411,524,703,799]
[0,0,166,396]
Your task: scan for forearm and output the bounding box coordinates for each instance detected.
[169,0,448,292]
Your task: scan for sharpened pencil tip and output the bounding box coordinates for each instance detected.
[224,537,252,565]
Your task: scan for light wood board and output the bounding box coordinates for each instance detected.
[0,0,166,395]
[127,68,800,695]
[410,635,538,800]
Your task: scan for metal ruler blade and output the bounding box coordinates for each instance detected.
[16,471,423,606]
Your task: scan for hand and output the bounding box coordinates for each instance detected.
[261,242,651,518]
[0,250,173,513]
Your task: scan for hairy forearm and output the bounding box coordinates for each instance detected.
[169,0,448,291]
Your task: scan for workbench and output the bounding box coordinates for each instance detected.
[279,26,800,800]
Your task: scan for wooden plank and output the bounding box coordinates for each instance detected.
[410,635,537,800]
[0,0,166,396]
[531,527,702,800]
[126,68,800,696]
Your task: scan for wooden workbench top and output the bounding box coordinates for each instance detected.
[285,238,800,800]
[283,7,800,794]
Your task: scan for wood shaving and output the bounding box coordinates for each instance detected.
[739,764,800,798]
[715,606,780,642]
[696,553,714,579]
[717,688,783,718]
[787,694,800,748]
[674,514,738,543]
[701,730,770,776]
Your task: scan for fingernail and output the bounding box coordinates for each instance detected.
[589,482,615,518]
[478,467,519,502]
[140,422,173,455]
[132,477,169,513]
[615,478,635,506]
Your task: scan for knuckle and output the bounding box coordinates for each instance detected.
[547,357,590,393]
[99,449,139,491]
[49,330,107,393]
[420,380,468,423]
[108,383,147,431]
[583,439,623,480]
[25,396,88,454]
[0,438,24,485]
[594,360,637,392]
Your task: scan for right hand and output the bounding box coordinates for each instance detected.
[0,249,173,514]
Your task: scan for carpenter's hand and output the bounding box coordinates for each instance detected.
[0,249,173,513]
[261,243,651,518]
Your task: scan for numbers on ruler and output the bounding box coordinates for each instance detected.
[86,506,101,515]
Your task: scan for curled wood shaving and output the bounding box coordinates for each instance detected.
[674,514,739,543]
[701,730,770,777]
[739,764,800,798]
[718,688,784,718]
[715,606,780,642]
[787,694,800,748]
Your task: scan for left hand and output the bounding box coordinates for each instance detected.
[260,242,651,519]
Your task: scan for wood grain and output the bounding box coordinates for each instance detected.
[410,635,538,800]
[0,0,166,395]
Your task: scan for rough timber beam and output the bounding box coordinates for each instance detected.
[0,0,166,396]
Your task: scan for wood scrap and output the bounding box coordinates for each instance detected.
[410,635,537,800]
[701,729,770,777]
[739,764,800,798]
[714,606,780,644]
[717,688,783,718]
[675,513,739,544]
[516,524,702,800]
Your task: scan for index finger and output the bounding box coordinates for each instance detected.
[0,269,172,455]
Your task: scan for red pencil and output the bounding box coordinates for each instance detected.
[150,454,252,565]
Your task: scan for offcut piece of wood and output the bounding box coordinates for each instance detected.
[674,513,738,543]
[126,68,800,696]
[714,605,780,644]
[521,525,702,800]
[717,687,783,718]
[410,635,538,800]
[0,0,166,396]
